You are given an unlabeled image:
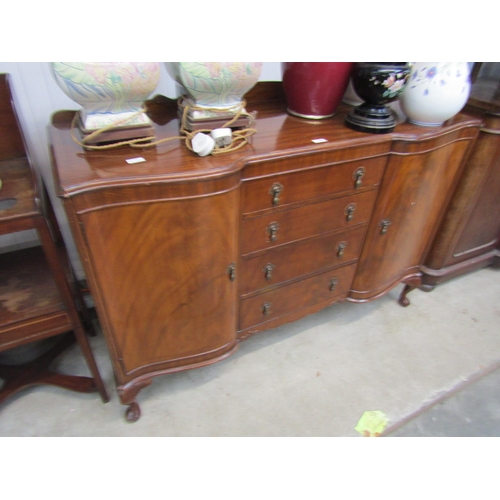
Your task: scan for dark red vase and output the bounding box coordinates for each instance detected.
[282,62,354,119]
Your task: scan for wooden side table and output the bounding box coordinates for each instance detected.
[0,73,109,408]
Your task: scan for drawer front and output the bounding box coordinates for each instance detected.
[241,190,377,255]
[239,224,367,296]
[241,155,386,215]
[239,263,357,331]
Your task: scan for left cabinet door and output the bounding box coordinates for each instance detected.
[73,184,240,386]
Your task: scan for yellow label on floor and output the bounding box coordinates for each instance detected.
[355,410,389,437]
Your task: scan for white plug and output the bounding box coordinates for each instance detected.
[210,128,232,147]
[192,133,215,157]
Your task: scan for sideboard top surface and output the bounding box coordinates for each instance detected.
[49,82,482,197]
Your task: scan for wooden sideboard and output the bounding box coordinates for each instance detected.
[49,83,481,421]
[421,71,500,287]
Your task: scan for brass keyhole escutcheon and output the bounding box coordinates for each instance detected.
[380,219,392,235]
[329,278,339,291]
[336,242,346,258]
[269,182,283,206]
[353,167,365,189]
[267,222,280,242]
[264,263,275,281]
[345,203,356,222]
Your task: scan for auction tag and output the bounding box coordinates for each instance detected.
[126,157,146,164]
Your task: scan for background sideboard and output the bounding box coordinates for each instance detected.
[421,63,500,287]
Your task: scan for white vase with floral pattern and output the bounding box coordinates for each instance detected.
[166,62,262,120]
[400,62,471,126]
[51,62,161,130]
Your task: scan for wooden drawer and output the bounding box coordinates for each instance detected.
[239,224,367,296]
[241,190,377,255]
[241,155,386,215]
[239,263,357,331]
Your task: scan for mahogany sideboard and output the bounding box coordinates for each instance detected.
[49,83,481,421]
[421,69,500,287]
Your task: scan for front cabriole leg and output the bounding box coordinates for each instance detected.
[117,378,152,423]
[398,274,422,307]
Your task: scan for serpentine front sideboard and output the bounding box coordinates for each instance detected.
[49,83,481,421]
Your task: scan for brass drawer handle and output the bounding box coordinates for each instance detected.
[329,278,339,291]
[263,263,275,281]
[226,263,236,281]
[336,241,346,258]
[345,203,356,221]
[267,222,280,242]
[262,302,272,315]
[380,219,392,235]
[269,182,283,206]
[353,167,365,188]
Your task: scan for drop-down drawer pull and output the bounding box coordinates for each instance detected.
[345,203,356,221]
[262,302,272,315]
[269,182,283,206]
[336,242,347,258]
[267,222,280,242]
[263,263,275,281]
[354,167,365,188]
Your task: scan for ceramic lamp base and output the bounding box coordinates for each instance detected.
[177,98,252,132]
[345,104,397,134]
[77,114,155,146]
[80,109,152,131]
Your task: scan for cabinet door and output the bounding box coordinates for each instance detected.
[78,188,239,384]
[349,132,475,301]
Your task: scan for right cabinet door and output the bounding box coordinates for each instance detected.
[349,126,478,302]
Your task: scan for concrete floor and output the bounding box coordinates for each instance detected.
[1,266,499,437]
[387,362,500,437]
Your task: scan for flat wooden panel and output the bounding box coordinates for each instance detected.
[79,189,239,379]
[240,224,366,296]
[351,136,473,300]
[239,263,356,331]
[241,190,378,255]
[454,143,500,256]
[241,155,386,215]
[424,114,500,272]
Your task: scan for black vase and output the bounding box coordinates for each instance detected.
[345,62,411,134]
